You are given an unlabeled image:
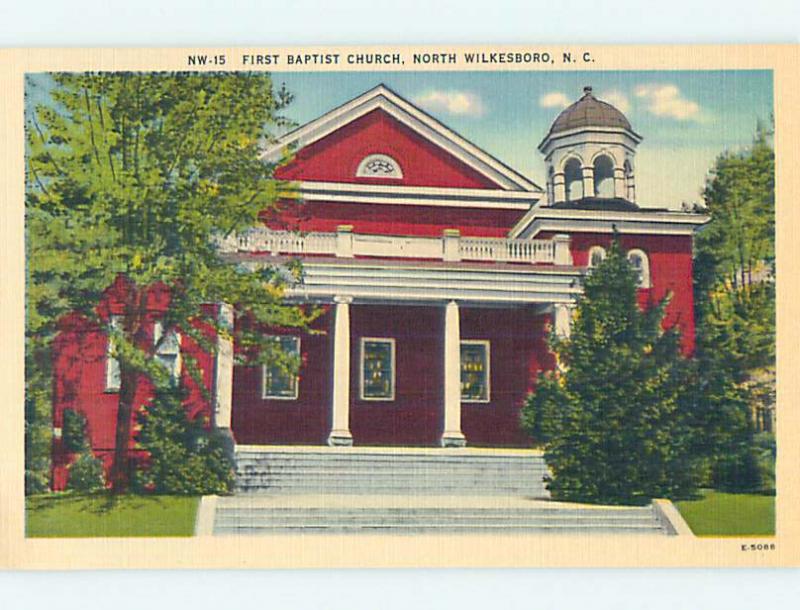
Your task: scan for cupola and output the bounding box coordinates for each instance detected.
[539,86,642,206]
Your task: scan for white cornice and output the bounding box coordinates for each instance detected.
[262,84,542,194]
[286,180,539,210]
[509,207,710,239]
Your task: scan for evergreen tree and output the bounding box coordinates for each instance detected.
[26,73,316,492]
[522,241,702,505]
[132,386,234,495]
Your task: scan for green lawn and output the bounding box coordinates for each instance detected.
[26,493,200,537]
[675,490,775,537]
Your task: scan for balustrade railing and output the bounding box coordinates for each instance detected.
[217,227,572,265]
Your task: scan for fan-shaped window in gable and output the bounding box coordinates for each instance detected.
[356,154,403,179]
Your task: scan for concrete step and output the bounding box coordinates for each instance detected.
[234,450,550,495]
[212,502,667,535]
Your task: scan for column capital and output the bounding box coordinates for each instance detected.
[333,295,353,305]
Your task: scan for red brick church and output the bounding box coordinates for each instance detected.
[50,84,707,487]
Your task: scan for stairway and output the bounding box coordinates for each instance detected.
[233,447,550,497]
[211,446,674,535]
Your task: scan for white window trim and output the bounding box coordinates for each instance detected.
[262,336,301,400]
[359,337,396,401]
[627,248,652,289]
[153,320,182,381]
[105,314,122,392]
[587,245,607,268]
[461,339,491,404]
[356,153,404,179]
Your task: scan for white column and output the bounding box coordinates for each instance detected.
[328,296,353,446]
[553,303,573,340]
[214,303,234,430]
[552,172,566,203]
[613,167,626,198]
[582,166,595,198]
[441,300,466,447]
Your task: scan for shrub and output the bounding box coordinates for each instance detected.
[67,451,107,493]
[62,408,90,453]
[133,386,234,495]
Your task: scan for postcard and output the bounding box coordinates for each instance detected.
[1,44,798,569]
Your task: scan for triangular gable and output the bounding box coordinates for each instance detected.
[262,84,542,193]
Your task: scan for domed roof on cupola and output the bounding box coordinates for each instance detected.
[547,86,633,136]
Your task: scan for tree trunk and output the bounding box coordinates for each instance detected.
[108,290,146,494]
[109,364,138,493]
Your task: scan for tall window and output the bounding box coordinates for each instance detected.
[262,335,300,400]
[627,249,651,288]
[461,340,490,403]
[588,245,607,268]
[360,338,395,400]
[105,314,122,392]
[153,320,181,381]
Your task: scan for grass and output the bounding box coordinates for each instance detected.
[26,493,200,537]
[675,490,775,537]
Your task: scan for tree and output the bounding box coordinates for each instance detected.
[521,241,702,505]
[691,123,776,492]
[26,72,316,492]
[694,122,775,376]
[132,386,234,495]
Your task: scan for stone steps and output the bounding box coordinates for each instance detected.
[213,506,666,535]
[233,448,550,497]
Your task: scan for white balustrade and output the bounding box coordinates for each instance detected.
[217,228,566,265]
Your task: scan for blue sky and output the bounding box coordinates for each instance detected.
[273,70,773,208]
[27,70,773,209]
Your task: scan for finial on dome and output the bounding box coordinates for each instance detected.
[583,85,593,95]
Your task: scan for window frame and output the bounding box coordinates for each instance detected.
[355,153,404,179]
[626,248,652,289]
[359,337,396,402]
[104,314,122,393]
[587,245,607,269]
[261,335,301,401]
[460,339,491,404]
[153,320,182,382]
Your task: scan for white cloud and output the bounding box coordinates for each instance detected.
[598,89,630,114]
[539,91,571,109]
[634,84,702,121]
[414,90,485,117]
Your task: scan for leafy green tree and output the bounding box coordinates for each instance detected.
[521,241,702,505]
[691,124,776,492]
[26,72,316,492]
[694,123,775,377]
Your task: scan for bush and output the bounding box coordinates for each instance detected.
[25,386,52,494]
[62,408,90,453]
[133,386,234,495]
[67,451,107,493]
[754,432,776,494]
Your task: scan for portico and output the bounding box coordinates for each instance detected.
[214,230,582,448]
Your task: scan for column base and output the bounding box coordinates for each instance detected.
[327,430,353,447]
[440,431,467,448]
